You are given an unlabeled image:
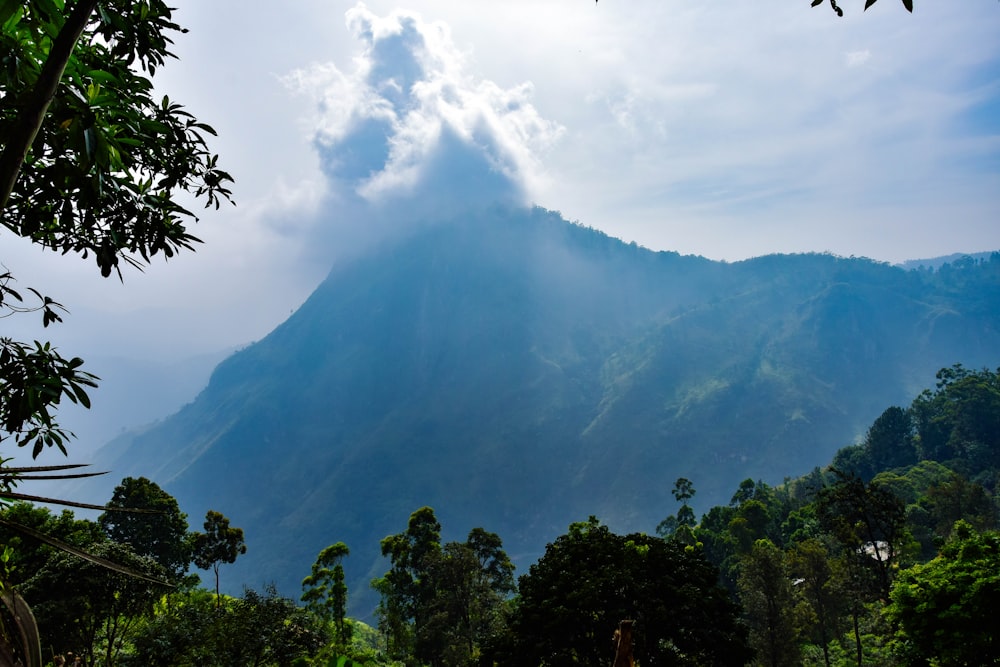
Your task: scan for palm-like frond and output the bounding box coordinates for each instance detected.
[0,588,42,667]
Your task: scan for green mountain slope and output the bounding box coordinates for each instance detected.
[86,207,1000,615]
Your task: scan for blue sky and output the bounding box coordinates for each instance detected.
[6,0,1000,465]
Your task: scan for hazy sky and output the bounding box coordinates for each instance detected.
[6,1,1000,464]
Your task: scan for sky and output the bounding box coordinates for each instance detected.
[5,0,1000,466]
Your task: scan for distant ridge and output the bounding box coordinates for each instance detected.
[81,206,1000,616]
[898,251,998,271]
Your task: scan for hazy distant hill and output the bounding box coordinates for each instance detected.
[83,206,1000,616]
[898,251,997,271]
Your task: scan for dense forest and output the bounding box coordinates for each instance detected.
[2,362,998,666]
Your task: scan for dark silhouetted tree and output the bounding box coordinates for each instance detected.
[514,516,751,666]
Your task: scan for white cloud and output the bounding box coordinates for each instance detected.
[285,3,564,217]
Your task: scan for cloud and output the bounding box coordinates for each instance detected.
[284,3,563,218]
[845,49,872,68]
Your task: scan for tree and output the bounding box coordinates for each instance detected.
[514,516,751,666]
[886,522,1000,665]
[373,506,442,665]
[816,470,908,601]
[301,541,351,647]
[0,0,232,460]
[122,588,218,667]
[1,7,231,661]
[786,537,848,667]
[816,470,909,666]
[374,510,517,667]
[215,585,326,667]
[736,539,801,667]
[191,509,246,606]
[98,476,191,582]
[657,477,697,544]
[123,586,326,667]
[911,364,1000,471]
[22,540,167,666]
[421,528,516,667]
[863,406,916,473]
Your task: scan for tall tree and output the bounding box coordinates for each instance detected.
[736,539,801,667]
[190,509,246,606]
[373,506,442,665]
[657,477,698,544]
[816,470,909,666]
[786,537,848,667]
[816,470,908,601]
[301,541,351,647]
[98,476,190,582]
[421,528,516,667]
[862,406,916,475]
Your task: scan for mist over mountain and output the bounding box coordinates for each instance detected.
[80,206,1000,616]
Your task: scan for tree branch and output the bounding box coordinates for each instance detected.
[0,0,100,214]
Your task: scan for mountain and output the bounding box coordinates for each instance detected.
[82,206,1000,616]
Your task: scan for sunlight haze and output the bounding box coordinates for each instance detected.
[6,0,998,461]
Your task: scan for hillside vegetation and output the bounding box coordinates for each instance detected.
[3,364,998,665]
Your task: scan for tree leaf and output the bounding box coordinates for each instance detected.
[0,0,21,26]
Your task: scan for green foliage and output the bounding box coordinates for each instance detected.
[374,506,441,663]
[0,0,232,460]
[911,364,1000,474]
[0,502,103,584]
[657,477,698,543]
[786,537,848,667]
[191,509,246,605]
[124,585,327,667]
[302,542,351,647]
[0,0,233,273]
[0,336,97,457]
[373,508,516,667]
[420,528,515,667]
[737,539,801,667]
[886,522,1000,665]
[22,539,168,665]
[683,364,1000,665]
[514,516,751,666]
[816,470,909,601]
[98,476,191,582]
[0,549,42,667]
